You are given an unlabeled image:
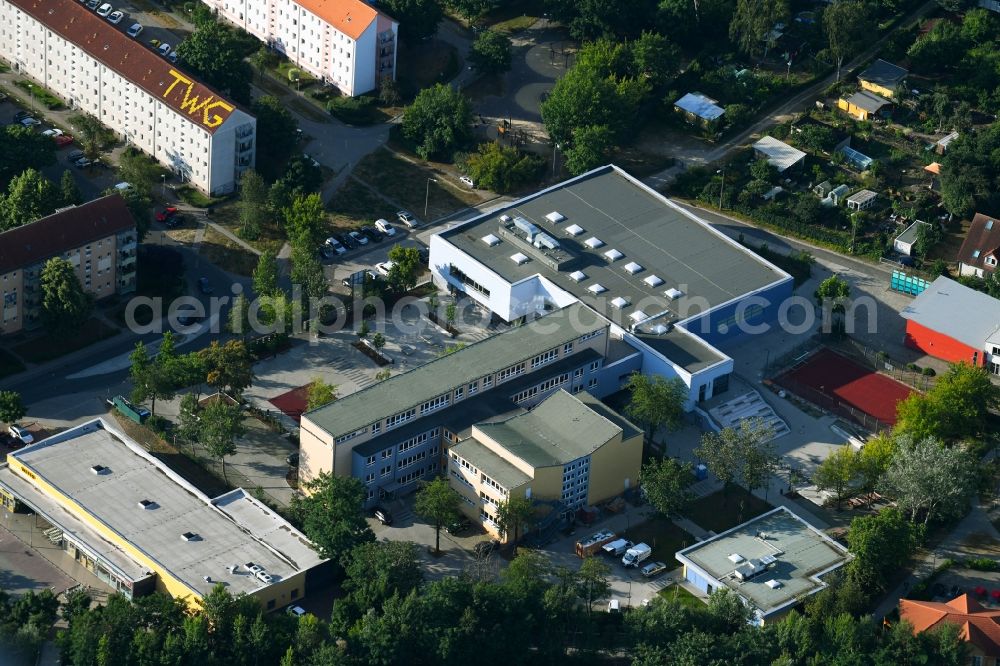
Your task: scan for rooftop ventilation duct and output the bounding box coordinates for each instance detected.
[138,499,155,510]
[91,465,107,475]
[533,232,560,250]
[512,217,540,241]
[180,532,200,542]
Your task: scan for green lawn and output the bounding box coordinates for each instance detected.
[352,148,481,222]
[657,583,704,609]
[14,80,63,110]
[210,201,285,256]
[199,227,260,277]
[176,186,225,209]
[12,318,118,363]
[685,487,772,535]
[327,178,390,232]
[0,348,26,379]
[623,515,695,563]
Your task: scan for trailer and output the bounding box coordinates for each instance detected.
[574,530,617,558]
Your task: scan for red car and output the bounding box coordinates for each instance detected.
[54,134,74,147]
[155,207,178,223]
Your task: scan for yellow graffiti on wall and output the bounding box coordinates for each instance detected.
[163,70,234,129]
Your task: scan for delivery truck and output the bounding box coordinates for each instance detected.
[622,543,652,568]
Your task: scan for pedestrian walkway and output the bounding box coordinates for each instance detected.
[673,517,711,540]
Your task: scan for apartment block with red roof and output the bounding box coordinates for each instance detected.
[901,594,1000,665]
[0,195,137,335]
[203,0,398,96]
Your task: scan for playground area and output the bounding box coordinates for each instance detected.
[775,348,914,429]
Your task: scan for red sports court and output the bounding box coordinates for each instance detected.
[776,348,914,426]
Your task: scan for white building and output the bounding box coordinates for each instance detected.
[0,0,256,196]
[429,166,794,410]
[203,0,398,96]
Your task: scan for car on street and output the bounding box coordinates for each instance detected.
[396,210,416,228]
[19,117,40,127]
[375,260,394,277]
[323,236,346,255]
[286,605,306,617]
[126,23,143,37]
[158,43,172,57]
[446,518,471,535]
[460,175,475,188]
[347,230,368,246]
[374,218,396,237]
[373,506,393,525]
[198,277,213,294]
[95,3,112,17]
[641,561,668,578]
[360,226,383,242]
[8,425,33,446]
[107,10,124,24]
[474,539,500,557]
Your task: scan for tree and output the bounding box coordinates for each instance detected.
[291,472,375,563]
[856,433,896,506]
[630,31,680,90]
[823,2,871,81]
[60,170,81,207]
[379,0,442,42]
[0,169,62,231]
[252,96,298,180]
[623,373,686,445]
[564,124,614,176]
[541,65,641,147]
[40,257,91,336]
[895,363,1000,442]
[386,245,422,294]
[378,76,402,107]
[290,245,327,303]
[495,495,534,550]
[200,400,245,483]
[371,332,386,354]
[813,446,858,510]
[576,556,611,619]
[175,22,254,103]
[69,114,115,160]
[469,30,512,75]
[341,541,423,613]
[116,148,160,198]
[238,170,269,240]
[252,250,280,297]
[729,0,788,58]
[129,334,179,418]
[882,436,977,525]
[228,293,251,339]
[401,84,472,160]
[0,391,26,425]
[814,274,850,312]
[640,457,693,517]
[201,340,254,396]
[694,418,774,505]
[414,477,461,554]
[306,377,338,410]
[545,0,658,41]
[846,508,915,592]
[357,320,370,340]
[463,142,544,193]
[176,393,202,447]
[283,193,327,249]
[0,124,56,187]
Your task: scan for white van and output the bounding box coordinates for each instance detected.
[622,543,652,568]
[602,538,633,557]
[607,599,620,613]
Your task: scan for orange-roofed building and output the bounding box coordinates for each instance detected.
[900,593,1000,665]
[202,0,398,96]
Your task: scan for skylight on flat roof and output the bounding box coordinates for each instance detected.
[665,287,684,299]
[565,224,584,236]
[569,270,587,282]
[510,252,529,265]
[545,211,565,223]
[481,233,500,246]
[623,261,643,274]
[611,296,630,309]
[604,248,623,262]
[587,283,607,294]
[629,310,648,322]
[987,220,995,230]
[585,237,604,249]
[644,275,664,288]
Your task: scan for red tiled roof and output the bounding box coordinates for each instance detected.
[0,195,135,275]
[8,0,239,134]
[900,594,1000,656]
[295,0,378,40]
[958,213,1000,273]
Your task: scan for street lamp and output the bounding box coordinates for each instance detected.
[552,143,561,177]
[424,178,437,219]
[27,83,34,115]
[161,174,167,197]
[716,168,726,209]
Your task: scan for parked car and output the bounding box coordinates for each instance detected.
[126,23,143,38]
[149,38,161,48]
[373,506,393,525]
[375,261,394,277]
[8,425,33,446]
[67,149,85,162]
[416,245,429,264]
[374,218,396,236]
[337,233,356,250]
[474,539,500,557]
[324,236,346,255]
[446,518,471,535]
[360,226,383,242]
[197,277,213,294]
[167,52,178,64]
[158,43,172,57]
[13,111,29,122]
[348,230,368,246]
[319,246,335,259]
[155,207,178,223]
[286,605,306,617]
[41,128,63,137]
[74,157,93,168]
[459,175,475,188]
[285,452,299,467]
[396,210,416,227]
[107,10,124,24]
[95,3,113,17]
[85,0,99,9]
[622,543,652,568]
[54,134,74,147]
[640,561,668,578]
[19,117,40,127]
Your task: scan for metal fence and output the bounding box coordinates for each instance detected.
[827,337,936,392]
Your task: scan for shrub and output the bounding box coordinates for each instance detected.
[327,96,381,125]
[967,558,999,571]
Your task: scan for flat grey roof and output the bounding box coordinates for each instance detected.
[306,302,605,439]
[438,167,788,330]
[901,276,1000,350]
[676,507,849,616]
[636,324,725,372]
[7,420,325,599]
[846,189,877,204]
[859,59,908,87]
[450,438,531,489]
[895,220,930,245]
[474,389,627,468]
[846,90,891,113]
